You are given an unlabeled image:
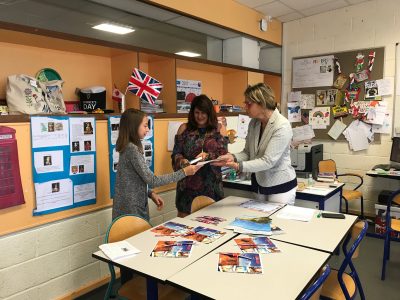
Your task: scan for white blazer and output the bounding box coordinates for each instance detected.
[235,109,296,188]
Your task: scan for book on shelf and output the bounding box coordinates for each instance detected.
[150,240,194,258]
[99,240,141,261]
[218,252,263,274]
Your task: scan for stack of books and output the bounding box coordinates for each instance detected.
[317,172,336,182]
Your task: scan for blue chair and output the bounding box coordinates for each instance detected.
[321,220,368,300]
[299,265,331,300]
[381,189,400,280]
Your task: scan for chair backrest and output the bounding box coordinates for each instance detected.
[385,189,400,230]
[105,214,151,243]
[191,196,215,213]
[339,220,368,299]
[299,265,331,300]
[318,159,337,174]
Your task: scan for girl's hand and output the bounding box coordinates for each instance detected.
[180,159,190,168]
[196,152,209,161]
[150,192,164,211]
[183,164,202,176]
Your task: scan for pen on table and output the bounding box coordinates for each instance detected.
[317,211,322,218]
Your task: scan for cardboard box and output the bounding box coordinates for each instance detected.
[375,204,400,238]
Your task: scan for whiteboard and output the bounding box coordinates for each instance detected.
[292,55,334,88]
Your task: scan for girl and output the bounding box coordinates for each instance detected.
[113,108,201,221]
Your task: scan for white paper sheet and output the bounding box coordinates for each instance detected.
[99,240,141,261]
[31,117,69,148]
[109,117,120,146]
[276,205,315,222]
[34,178,73,212]
[328,120,347,140]
[112,148,120,172]
[299,94,315,109]
[372,112,392,134]
[34,150,64,174]
[70,118,96,153]
[292,55,334,88]
[74,182,96,203]
[288,91,301,102]
[292,125,315,142]
[288,102,301,123]
[168,121,184,151]
[237,114,251,139]
[70,154,95,175]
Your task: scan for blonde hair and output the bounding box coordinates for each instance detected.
[244,83,276,110]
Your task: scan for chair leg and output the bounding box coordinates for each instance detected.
[387,233,391,261]
[344,199,349,214]
[381,232,390,280]
[360,196,364,219]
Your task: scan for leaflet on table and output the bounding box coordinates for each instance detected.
[34,150,64,174]
[234,236,281,253]
[218,252,263,274]
[31,117,69,148]
[276,205,315,222]
[151,221,193,236]
[99,240,141,261]
[225,216,272,235]
[70,117,96,153]
[34,178,73,213]
[239,200,285,215]
[191,215,226,226]
[150,241,194,258]
[69,154,95,175]
[182,226,226,244]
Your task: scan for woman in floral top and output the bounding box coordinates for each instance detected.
[172,95,228,217]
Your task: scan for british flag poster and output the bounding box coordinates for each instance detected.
[127,68,163,105]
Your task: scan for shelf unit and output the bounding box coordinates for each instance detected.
[0,23,281,114]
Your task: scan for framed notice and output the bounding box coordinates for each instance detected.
[292,55,334,88]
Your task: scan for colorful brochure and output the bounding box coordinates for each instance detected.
[183,226,226,244]
[150,240,194,258]
[151,221,193,236]
[218,252,263,274]
[234,236,280,254]
[239,200,285,215]
[226,216,272,235]
[191,215,226,226]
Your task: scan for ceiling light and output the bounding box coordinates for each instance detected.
[175,51,201,57]
[92,23,135,35]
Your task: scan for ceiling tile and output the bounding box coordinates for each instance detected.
[300,0,348,17]
[278,11,304,22]
[255,1,295,17]
[280,0,335,11]
[235,0,275,8]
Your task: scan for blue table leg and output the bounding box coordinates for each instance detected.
[146,277,158,300]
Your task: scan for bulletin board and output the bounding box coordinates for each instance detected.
[291,47,385,141]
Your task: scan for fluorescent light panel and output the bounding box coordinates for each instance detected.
[175,51,201,57]
[92,23,134,35]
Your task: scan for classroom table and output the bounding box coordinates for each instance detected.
[366,170,400,180]
[92,217,236,300]
[167,235,330,300]
[268,206,358,253]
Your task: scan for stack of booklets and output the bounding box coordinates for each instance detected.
[151,221,193,236]
[99,240,141,261]
[225,216,283,235]
[150,241,194,258]
[239,200,285,215]
[218,252,263,274]
[317,172,336,182]
[182,226,226,244]
[234,236,280,254]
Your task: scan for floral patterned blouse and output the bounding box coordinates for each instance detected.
[172,127,228,213]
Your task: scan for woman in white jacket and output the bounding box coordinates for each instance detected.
[215,83,297,205]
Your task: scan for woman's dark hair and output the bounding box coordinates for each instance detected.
[116,108,146,153]
[187,95,218,131]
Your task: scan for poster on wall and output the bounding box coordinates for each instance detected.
[177,79,202,113]
[31,116,96,215]
[292,55,334,88]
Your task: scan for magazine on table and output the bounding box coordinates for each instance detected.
[218,252,263,274]
[150,240,194,258]
[225,216,272,235]
[99,240,141,261]
[183,226,226,244]
[234,236,281,253]
[191,215,226,226]
[239,200,285,215]
[151,221,193,236]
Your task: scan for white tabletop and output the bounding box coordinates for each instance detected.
[296,179,345,196]
[168,236,330,300]
[93,217,236,282]
[269,206,358,253]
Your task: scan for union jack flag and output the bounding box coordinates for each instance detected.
[127,68,163,105]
